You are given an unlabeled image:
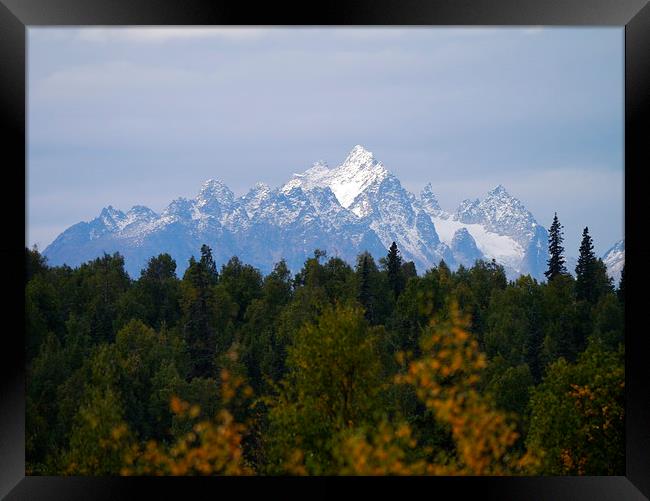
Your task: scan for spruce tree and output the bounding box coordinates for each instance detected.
[200,244,219,285]
[545,213,567,281]
[575,227,597,303]
[594,258,614,299]
[386,241,404,298]
[617,264,625,304]
[182,253,218,378]
[358,254,372,313]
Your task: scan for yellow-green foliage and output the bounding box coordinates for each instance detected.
[264,304,384,474]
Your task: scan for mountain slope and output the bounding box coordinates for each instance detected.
[420,184,548,280]
[45,145,551,279]
[602,239,625,285]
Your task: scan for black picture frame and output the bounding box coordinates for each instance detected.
[2,1,648,499]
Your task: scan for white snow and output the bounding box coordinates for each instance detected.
[51,144,550,279]
[280,145,388,209]
[603,239,625,283]
[431,216,524,261]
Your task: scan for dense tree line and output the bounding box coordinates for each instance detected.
[25,216,624,475]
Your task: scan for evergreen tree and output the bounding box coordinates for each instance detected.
[593,259,614,300]
[77,252,131,343]
[26,246,48,282]
[181,254,219,378]
[401,261,417,283]
[136,253,181,329]
[545,213,567,281]
[24,242,627,476]
[386,241,404,299]
[355,252,391,326]
[575,227,597,303]
[357,253,372,320]
[200,244,219,285]
[617,264,625,304]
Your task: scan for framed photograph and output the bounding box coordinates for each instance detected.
[2,0,649,499]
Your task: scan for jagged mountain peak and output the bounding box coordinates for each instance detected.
[420,182,442,209]
[100,205,124,217]
[342,144,375,163]
[339,145,386,176]
[162,197,193,216]
[127,205,157,216]
[487,184,509,196]
[98,206,126,231]
[252,181,270,191]
[281,145,389,209]
[479,185,533,220]
[44,146,550,281]
[330,145,389,208]
[197,178,234,205]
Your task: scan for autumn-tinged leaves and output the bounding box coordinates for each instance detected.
[113,304,537,476]
[122,367,254,476]
[25,246,624,476]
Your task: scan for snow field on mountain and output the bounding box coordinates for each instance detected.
[430,216,524,261]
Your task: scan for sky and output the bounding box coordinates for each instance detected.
[27,27,624,257]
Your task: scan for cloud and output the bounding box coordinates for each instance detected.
[76,27,270,44]
[27,27,623,254]
[522,27,545,35]
[31,60,204,104]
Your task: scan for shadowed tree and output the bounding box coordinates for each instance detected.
[617,264,625,304]
[575,227,597,304]
[385,242,405,299]
[545,213,567,282]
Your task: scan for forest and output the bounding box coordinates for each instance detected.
[25,217,625,476]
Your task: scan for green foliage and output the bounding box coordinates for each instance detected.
[355,252,392,325]
[527,341,624,475]
[541,274,580,363]
[180,251,224,378]
[617,264,625,304]
[390,269,447,355]
[24,240,624,477]
[485,275,544,381]
[26,246,48,282]
[455,259,507,343]
[63,385,132,475]
[575,227,597,303]
[590,294,624,350]
[117,253,182,330]
[545,212,567,281]
[483,357,534,420]
[265,304,384,474]
[385,241,405,299]
[239,260,293,392]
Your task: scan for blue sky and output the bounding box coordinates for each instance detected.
[27,27,624,257]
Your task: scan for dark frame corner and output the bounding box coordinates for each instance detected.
[1,1,648,499]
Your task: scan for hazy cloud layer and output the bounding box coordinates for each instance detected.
[28,27,623,257]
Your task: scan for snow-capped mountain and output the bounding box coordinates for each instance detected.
[602,239,625,285]
[283,146,454,270]
[44,145,550,279]
[420,183,548,279]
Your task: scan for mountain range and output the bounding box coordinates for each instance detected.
[43,145,624,282]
